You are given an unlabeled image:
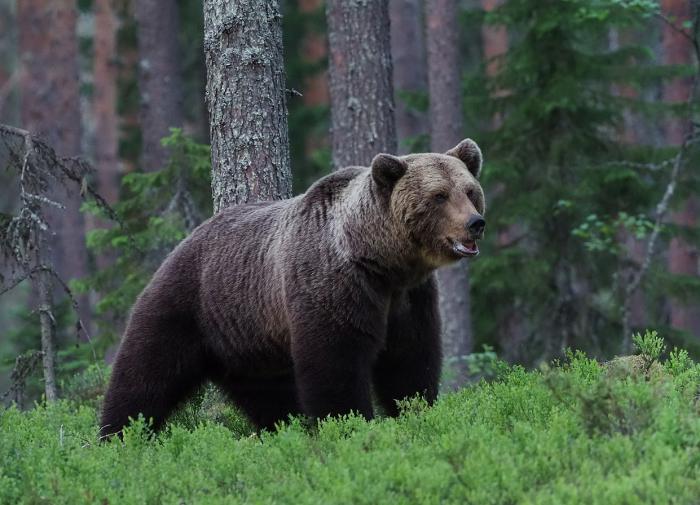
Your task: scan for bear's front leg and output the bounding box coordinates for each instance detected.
[290,317,379,422]
[373,277,442,417]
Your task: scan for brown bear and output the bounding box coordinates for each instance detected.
[99,138,486,438]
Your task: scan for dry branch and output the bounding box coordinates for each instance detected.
[0,123,118,401]
[620,4,700,350]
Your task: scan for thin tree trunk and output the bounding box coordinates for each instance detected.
[203,0,292,211]
[37,257,57,402]
[606,28,649,340]
[326,0,396,168]
[25,133,58,402]
[135,0,184,172]
[93,0,120,206]
[0,0,19,125]
[299,0,329,156]
[662,0,700,337]
[114,0,140,175]
[18,0,92,335]
[389,0,427,154]
[481,0,527,360]
[426,0,473,382]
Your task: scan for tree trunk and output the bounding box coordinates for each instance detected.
[135,0,184,172]
[389,0,427,154]
[24,133,58,403]
[426,0,473,382]
[0,0,19,125]
[93,0,120,206]
[37,252,58,402]
[299,0,329,155]
[480,0,528,361]
[203,0,292,211]
[18,0,92,335]
[662,0,700,337]
[326,0,396,168]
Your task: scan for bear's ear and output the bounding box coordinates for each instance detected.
[371,153,407,188]
[446,138,482,178]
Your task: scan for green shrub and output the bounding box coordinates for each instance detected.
[2,338,699,504]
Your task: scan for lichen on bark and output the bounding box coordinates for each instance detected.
[203,0,292,212]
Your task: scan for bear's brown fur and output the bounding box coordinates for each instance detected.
[100,139,486,437]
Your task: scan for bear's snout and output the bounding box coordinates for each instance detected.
[465,214,486,239]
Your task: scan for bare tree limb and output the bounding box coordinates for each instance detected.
[0,123,122,400]
[620,4,700,351]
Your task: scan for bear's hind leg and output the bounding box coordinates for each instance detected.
[217,373,301,431]
[99,314,206,439]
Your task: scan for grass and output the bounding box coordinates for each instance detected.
[1,332,700,504]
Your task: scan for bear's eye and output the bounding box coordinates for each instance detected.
[466,189,476,202]
[433,192,449,204]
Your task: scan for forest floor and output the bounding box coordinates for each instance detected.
[1,334,699,504]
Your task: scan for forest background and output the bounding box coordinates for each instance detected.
[0,0,699,405]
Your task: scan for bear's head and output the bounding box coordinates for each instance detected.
[371,139,486,268]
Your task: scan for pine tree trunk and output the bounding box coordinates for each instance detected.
[93,0,120,206]
[18,0,92,336]
[135,0,184,172]
[326,0,396,168]
[662,0,700,337]
[426,0,473,383]
[203,0,292,211]
[299,0,329,157]
[0,0,19,125]
[389,0,427,154]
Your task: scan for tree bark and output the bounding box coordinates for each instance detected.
[299,0,329,156]
[480,0,527,360]
[37,255,58,402]
[426,0,473,382]
[662,0,700,337]
[389,0,427,154]
[326,0,396,168]
[24,133,58,403]
[18,0,92,334]
[135,0,184,172]
[92,0,120,206]
[203,0,292,211]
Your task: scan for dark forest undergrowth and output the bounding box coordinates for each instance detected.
[2,332,700,504]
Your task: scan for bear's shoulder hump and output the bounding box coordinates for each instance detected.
[301,166,366,207]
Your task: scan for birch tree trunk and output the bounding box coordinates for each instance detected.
[203,0,292,211]
[135,0,184,172]
[426,0,473,384]
[326,0,396,168]
[389,0,428,154]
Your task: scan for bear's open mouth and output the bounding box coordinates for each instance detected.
[451,238,479,257]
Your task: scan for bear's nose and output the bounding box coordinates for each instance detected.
[466,215,485,237]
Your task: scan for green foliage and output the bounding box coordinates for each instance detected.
[60,363,110,411]
[2,347,700,504]
[666,347,693,376]
[572,212,655,253]
[632,329,665,362]
[442,345,504,387]
[465,0,696,361]
[77,129,211,335]
[0,296,105,408]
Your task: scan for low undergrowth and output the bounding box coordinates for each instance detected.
[1,332,699,504]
